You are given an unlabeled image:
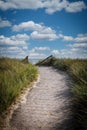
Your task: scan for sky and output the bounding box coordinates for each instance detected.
[0,0,87,60]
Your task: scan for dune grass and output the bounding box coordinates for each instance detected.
[37,57,87,130]
[0,57,38,114]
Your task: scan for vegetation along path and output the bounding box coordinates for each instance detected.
[10,67,73,130]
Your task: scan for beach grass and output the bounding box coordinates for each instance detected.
[0,57,38,114]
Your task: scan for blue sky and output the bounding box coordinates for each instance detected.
[0,0,87,60]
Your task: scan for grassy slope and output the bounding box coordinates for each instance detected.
[37,57,87,130]
[0,57,38,114]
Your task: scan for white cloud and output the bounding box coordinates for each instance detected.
[52,50,60,55]
[13,21,58,41]
[3,46,23,53]
[12,21,87,43]
[31,46,50,52]
[59,49,71,57]
[64,33,87,59]
[0,0,43,10]
[30,31,57,41]
[51,49,74,58]
[0,34,49,59]
[12,21,55,33]
[25,33,87,59]
[12,21,43,32]
[58,33,87,43]
[29,52,45,57]
[41,27,56,34]
[0,18,11,28]
[44,0,68,14]
[0,45,28,58]
[58,34,74,41]
[75,34,87,43]
[68,43,87,48]
[53,47,87,59]
[28,46,50,59]
[52,33,87,59]
[70,48,80,52]
[29,52,46,59]
[67,34,87,52]
[11,34,29,41]
[0,34,30,58]
[0,0,86,13]
[0,0,17,10]
[63,35,74,41]
[0,34,29,46]
[65,1,87,13]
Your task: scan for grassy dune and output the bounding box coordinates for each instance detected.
[37,57,87,130]
[0,57,38,114]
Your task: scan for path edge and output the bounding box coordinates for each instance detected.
[0,74,40,129]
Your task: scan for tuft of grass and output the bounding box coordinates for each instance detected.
[36,57,87,129]
[0,57,38,114]
[70,61,87,130]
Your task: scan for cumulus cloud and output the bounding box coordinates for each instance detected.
[65,34,87,58]
[53,47,87,59]
[67,42,87,58]
[31,46,50,52]
[28,46,50,60]
[43,0,68,14]
[0,33,49,59]
[0,0,86,13]
[51,33,87,59]
[0,34,29,46]
[0,17,11,28]
[67,33,87,50]
[0,0,43,10]
[75,34,87,43]
[12,21,43,32]
[52,50,60,55]
[14,21,87,42]
[0,34,29,58]
[68,43,87,48]
[58,33,87,43]
[11,34,29,41]
[1,46,22,54]
[12,21,58,41]
[30,31,57,41]
[65,1,87,13]
[58,34,74,41]
[12,21,87,43]
[0,45,28,58]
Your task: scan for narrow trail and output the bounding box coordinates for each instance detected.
[9,67,73,130]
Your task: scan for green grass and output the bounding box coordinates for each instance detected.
[0,57,38,114]
[37,57,87,130]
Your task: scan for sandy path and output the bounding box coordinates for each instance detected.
[9,67,73,130]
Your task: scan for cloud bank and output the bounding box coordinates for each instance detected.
[0,0,86,14]
[12,21,58,41]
